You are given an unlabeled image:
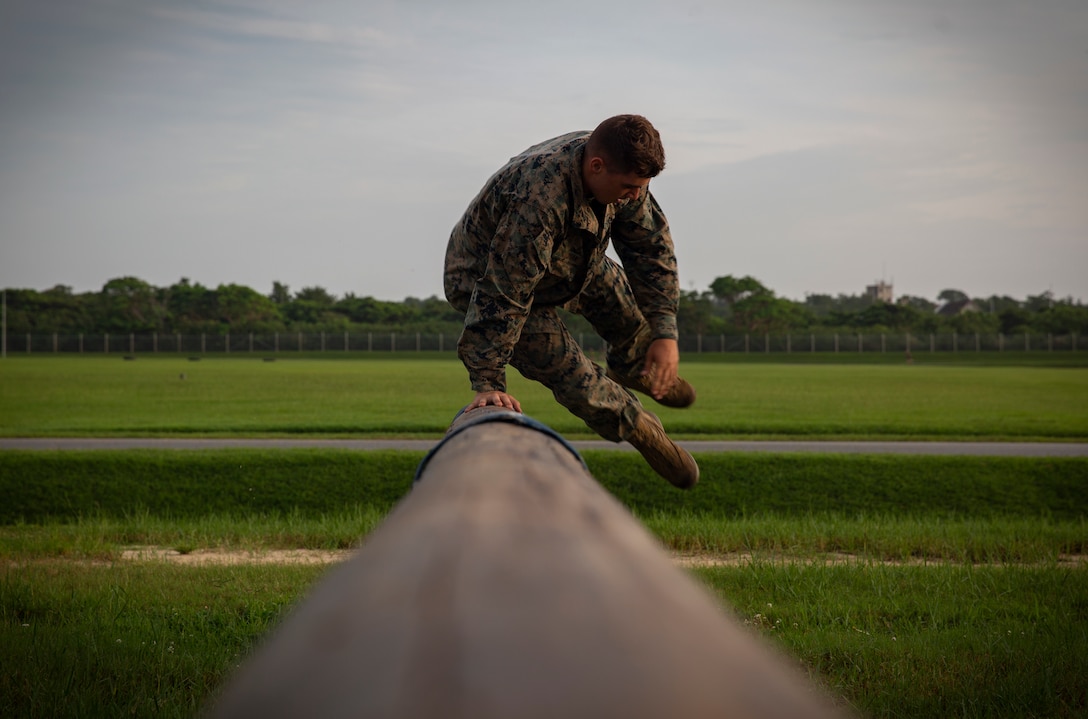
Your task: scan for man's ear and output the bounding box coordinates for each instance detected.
[587,155,606,175]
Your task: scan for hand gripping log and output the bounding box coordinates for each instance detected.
[208,406,852,719]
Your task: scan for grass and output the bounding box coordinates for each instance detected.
[0,356,1086,439]
[2,356,1087,716]
[1,562,328,719]
[2,450,1086,525]
[4,558,1085,718]
[701,563,1088,718]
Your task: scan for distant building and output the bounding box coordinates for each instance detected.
[865,281,893,303]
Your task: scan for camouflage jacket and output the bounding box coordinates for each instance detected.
[443,131,680,393]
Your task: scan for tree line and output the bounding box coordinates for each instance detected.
[3,275,1086,338]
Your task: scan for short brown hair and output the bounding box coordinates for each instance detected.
[586,114,666,178]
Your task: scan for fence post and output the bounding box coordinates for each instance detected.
[857,333,862,353]
[344,331,349,352]
[786,333,791,353]
[720,334,725,353]
[391,333,396,352]
[153,332,158,353]
[811,333,815,353]
[79,333,84,354]
[834,334,839,353]
[368,332,372,352]
[207,407,847,719]
[417,332,421,352]
[298,332,303,352]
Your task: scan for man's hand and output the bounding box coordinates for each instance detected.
[640,338,680,401]
[469,391,523,413]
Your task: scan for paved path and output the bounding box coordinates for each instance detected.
[2,438,1087,457]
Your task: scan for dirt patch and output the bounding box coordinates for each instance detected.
[117,546,352,566]
[671,551,1088,569]
[104,546,1088,569]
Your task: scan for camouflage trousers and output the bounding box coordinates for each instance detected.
[509,257,654,443]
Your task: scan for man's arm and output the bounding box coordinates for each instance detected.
[611,191,683,395]
[610,191,680,342]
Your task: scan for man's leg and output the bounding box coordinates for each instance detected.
[509,307,639,443]
[568,257,695,408]
[511,306,698,489]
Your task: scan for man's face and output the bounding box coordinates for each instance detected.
[584,156,651,205]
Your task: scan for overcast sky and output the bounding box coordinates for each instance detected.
[2,0,1086,304]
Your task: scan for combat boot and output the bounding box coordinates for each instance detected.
[606,368,696,408]
[624,411,699,489]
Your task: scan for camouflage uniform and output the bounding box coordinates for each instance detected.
[443,131,680,442]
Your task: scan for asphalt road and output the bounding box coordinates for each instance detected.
[2,438,1087,457]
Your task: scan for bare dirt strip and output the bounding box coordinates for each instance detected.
[96,546,1087,569]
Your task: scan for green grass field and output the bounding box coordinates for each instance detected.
[2,356,1087,717]
[1,355,1086,439]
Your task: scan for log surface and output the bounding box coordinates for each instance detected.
[209,408,849,719]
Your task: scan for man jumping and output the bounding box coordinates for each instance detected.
[444,114,699,489]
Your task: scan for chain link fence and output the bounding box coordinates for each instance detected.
[2,331,1081,355]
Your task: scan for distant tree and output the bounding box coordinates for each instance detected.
[336,295,399,324]
[937,289,969,305]
[732,292,809,333]
[996,307,1032,335]
[97,276,167,333]
[897,295,937,313]
[709,275,767,306]
[1024,291,1054,313]
[852,302,916,331]
[677,289,721,336]
[33,285,95,332]
[215,284,284,332]
[269,281,291,305]
[803,292,874,318]
[164,278,215,332]
[294,286,337,305]
[1033,299,1088,335]
[944,309,999,335]
[977,295,1021,315]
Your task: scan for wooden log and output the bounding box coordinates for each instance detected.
[208,407,850,719]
